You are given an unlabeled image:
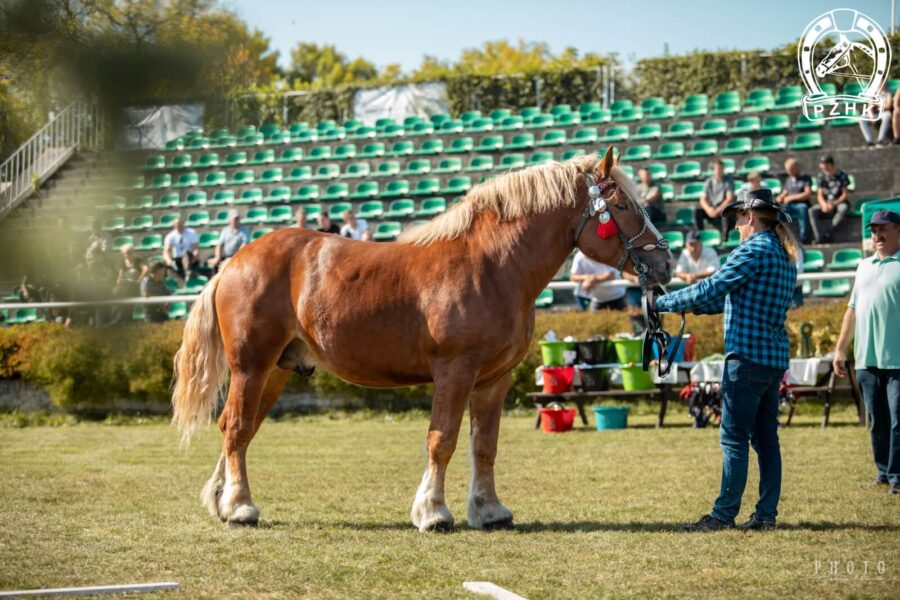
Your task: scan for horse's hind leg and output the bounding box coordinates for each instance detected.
[467,371,514,530]
[201,367,293,521]
[411,363,476,532]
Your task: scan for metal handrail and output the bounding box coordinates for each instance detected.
[0,99,103,219]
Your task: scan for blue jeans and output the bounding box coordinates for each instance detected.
[856,368,900,484]
[712,355,785,524]
[784,203,811,242]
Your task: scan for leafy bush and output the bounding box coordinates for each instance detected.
[0,301,850,413]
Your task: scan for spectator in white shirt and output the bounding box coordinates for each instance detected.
[163,213,200,280]
[569,250,627,311]
[676,230,720,284]
[340,210,369,240]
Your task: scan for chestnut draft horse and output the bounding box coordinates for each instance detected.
[172,146,673,531]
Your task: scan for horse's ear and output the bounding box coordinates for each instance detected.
[614,151,621,166]
[595,146,615,180]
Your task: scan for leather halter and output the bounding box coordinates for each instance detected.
[573,172,670,287]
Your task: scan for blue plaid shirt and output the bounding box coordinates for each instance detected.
[655,229,797,370]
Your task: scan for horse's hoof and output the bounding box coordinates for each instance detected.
[226,518,259,529]
[424,520,455,533]
[482,517,515,531]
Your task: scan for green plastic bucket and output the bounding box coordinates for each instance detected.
[611,337,643,364]
[621,366,654,391]
[593,406,629,430]
[539,340,575,366]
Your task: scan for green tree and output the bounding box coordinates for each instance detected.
[289,42,377,88]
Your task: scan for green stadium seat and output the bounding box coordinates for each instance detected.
[170,154,192,170]
[334,144,357,160]
[349,126,376,139]
[711,91,742,115]
[416,197,447,217]
[303,204,322,222]
[410,178,440,196]
[266,206,293,224]
[534,288,554,308]
[440,119,464,134]
[189,136,211,149]
[489,108,513,122]
[578,102,602,116]
[672,209,693,227]
[762,178,782,195]
[112,235,133,249]
[722,229,741,249]
[598,125,630,142]
[696,119,727,137]
[583,109,612,125]
[149,173,172,189]
[561,149,585,162]
[460,111,482,123]
[103,216,126,231]
[659,183,675,202]
[649,104,676,119]
[259,168,283,184]
[7,308,43,324]
[887,79,900,94]
[536,129,567,147]
[346,181,377,200]
[154,192,179,209]
[136,234,163,251]
[248,149,275,165]
[229,169,254,185]
[182,191,206,207]
[550,103,573,116]
[126,195,153,211]
[698,229,721,248]
[632,124,662,140]
[774,86,803,109]
[222,151,248,167]
[827,248,863,271]
[813,279,851,298]
[554,113,581,126]
[125,214,154,232]
[526,114,555,128]
[686,140,718,157]
[721,137,752,155]
[743,88,774,112]
[275,148,303,163]
[357,200,384,219]
[292,185,319,202]
[435,158,463,174]
[475,135,505,152]
[408,121,435,136]
[374,117,396,131]
[285,166,313,182]
[322,183,349,201]
[446,137,474,154]
[466,155,495,172]
[570,128,599,145]
[342,162,369,179]
[429,114,450,127]
[802,249,825,272]
[610,99,633,114]
[313,164,340,180]
[264,186,291,204]
[186,210,210,227]
[381,180,410,198]
[211,190,235,205]
[373,221,402,241]
[198,231,220,249]
[622,145,651,162]
[754,135,787,152]
[506,133,536,150]
[236,188,263,205]
[662,121,695,139]
[466,118,495,133]
[384,199,416,218]
[640,98,665,111]
[401,159,431,176]
[144,155,166,170]
[738,156,771,176]
[527,151,554,166]
[653,142,685,160]
[305,146,332,161]
[200,171,226,187]
[679,98,708,118]
[251,228,274,240]
[663,230,685,251]
[761,114,791,133]
[852,196,882,217]
[645,162,667,181]
[440,176,473,194]
[414,139,444,155]
[498,154,525,170]
[670,161,702,181]
[496,116,525,131]
[729,116,760,134]
[613,108,643,123]
[165,139,185,151]
[386,140,414,157]
[374,161,400,177]
[789,133,822,150]
[236,125,257,138]
[243,207,267,224]
[676,182,704,201]
[210,210,230,226]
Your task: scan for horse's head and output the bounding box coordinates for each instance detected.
[573,146,674,286]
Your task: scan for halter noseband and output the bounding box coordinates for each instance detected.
[573,170,683,378]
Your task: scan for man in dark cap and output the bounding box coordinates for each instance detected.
[654,188,799,531]
[810,155,851,243]
[833,209,900,495]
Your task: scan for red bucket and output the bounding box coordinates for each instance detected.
[541,366,575,394]
[539,407,576,433]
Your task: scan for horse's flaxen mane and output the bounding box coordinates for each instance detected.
[398,154,600,246]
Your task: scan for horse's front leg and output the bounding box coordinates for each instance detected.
[467,371,515,530]
[410,362,476,532]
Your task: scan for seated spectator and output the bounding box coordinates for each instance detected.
[113,244,147,297]
[294,208,309,228]
[570,250,627,311]
[340,210,369,240]
[139,262,170,323]
[211,210,250,272]
[361,229,374,242]
[318,213,340,234]
[675,230,720,284]
[694,158,735,238]
[776,158,814,243]
[740,171,766,192]
[84,220,113,282]
[18,275,43,303]
[810,154,850,243]
[163,213,200,281]
[636,167,666,225]
[860,89,893,146]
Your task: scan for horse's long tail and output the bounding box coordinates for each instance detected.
[172,273,228,447]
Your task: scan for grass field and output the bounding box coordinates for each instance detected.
[1,405,897,599]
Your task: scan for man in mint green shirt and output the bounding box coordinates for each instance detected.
[834,209,900,495]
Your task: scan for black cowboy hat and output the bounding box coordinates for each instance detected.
[724,188,792,223]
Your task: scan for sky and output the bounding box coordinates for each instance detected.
[226,0,897,72]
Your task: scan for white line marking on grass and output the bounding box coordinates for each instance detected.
[463,581,527,600]
[0,582,179,597]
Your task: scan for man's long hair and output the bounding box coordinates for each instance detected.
[753,209,799,263]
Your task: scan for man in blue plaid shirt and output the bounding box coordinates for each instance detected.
[655,188,798,532]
